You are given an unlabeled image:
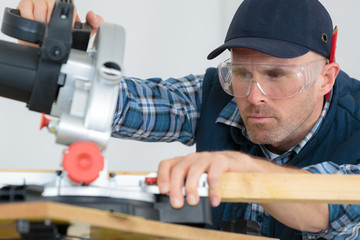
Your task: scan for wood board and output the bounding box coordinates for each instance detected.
[220,173,360,204]
[0,201,276,240]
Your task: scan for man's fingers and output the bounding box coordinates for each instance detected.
[45,0,55,22]
[184,172,201,206]
[207,159,227,207]
[86,11,103,37]
[184,155,209,206]
[158,156,192,209]
[208,184,221,207]
[32,0,48,22]
[157,159,174,194]
[17,0,35,20]
[169,158,192,209]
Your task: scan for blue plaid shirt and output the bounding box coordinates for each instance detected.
[112,74,360,239]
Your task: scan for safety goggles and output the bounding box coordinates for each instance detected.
[217,59,327,99]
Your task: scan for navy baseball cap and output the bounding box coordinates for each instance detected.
[207,0,334,60]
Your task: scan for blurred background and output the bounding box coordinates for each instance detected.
[0,0,359,171]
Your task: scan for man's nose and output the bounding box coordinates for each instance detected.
[247,80,269,104]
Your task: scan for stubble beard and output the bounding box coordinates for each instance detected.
[242,100,314,146]
[243,105,285,145]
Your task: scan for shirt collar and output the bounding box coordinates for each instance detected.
[216,99,243,129]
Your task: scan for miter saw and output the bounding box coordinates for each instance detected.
[0,0,211,238]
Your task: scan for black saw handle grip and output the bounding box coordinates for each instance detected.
[2,7,91,50]
[1,8,46,45]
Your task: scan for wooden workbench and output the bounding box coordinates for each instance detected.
[0,201,276,240]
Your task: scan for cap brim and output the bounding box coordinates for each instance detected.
[207,37,310,60]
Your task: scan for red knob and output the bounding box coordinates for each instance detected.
[40,113,51,130]
[62,141,104,184]
[145,177,158,185]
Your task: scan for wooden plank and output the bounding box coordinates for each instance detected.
[0,201,276,240]
[221,173,360,204]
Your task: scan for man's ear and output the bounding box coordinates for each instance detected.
[319,62,340,96]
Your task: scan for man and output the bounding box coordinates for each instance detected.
[17,0,360,239]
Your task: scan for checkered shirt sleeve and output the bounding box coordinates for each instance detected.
[111,75,203,146]
[303,162,360,240]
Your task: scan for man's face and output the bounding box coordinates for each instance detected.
[232,48,325,152]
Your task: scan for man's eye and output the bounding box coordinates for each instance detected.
[233,69,251,78]
[266,70,286,78]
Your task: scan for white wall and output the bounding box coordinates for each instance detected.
[0,1,358,171]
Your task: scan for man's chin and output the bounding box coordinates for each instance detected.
[246,130,282,145]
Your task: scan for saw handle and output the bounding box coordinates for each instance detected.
[2,7,90,50]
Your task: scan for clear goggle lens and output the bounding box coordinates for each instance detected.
[217,59,326,99]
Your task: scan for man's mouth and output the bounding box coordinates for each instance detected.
[247,115,274,124]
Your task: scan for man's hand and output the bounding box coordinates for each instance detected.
[157,151,254,208]
[157,150,329,232]
[17,0,103,38]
